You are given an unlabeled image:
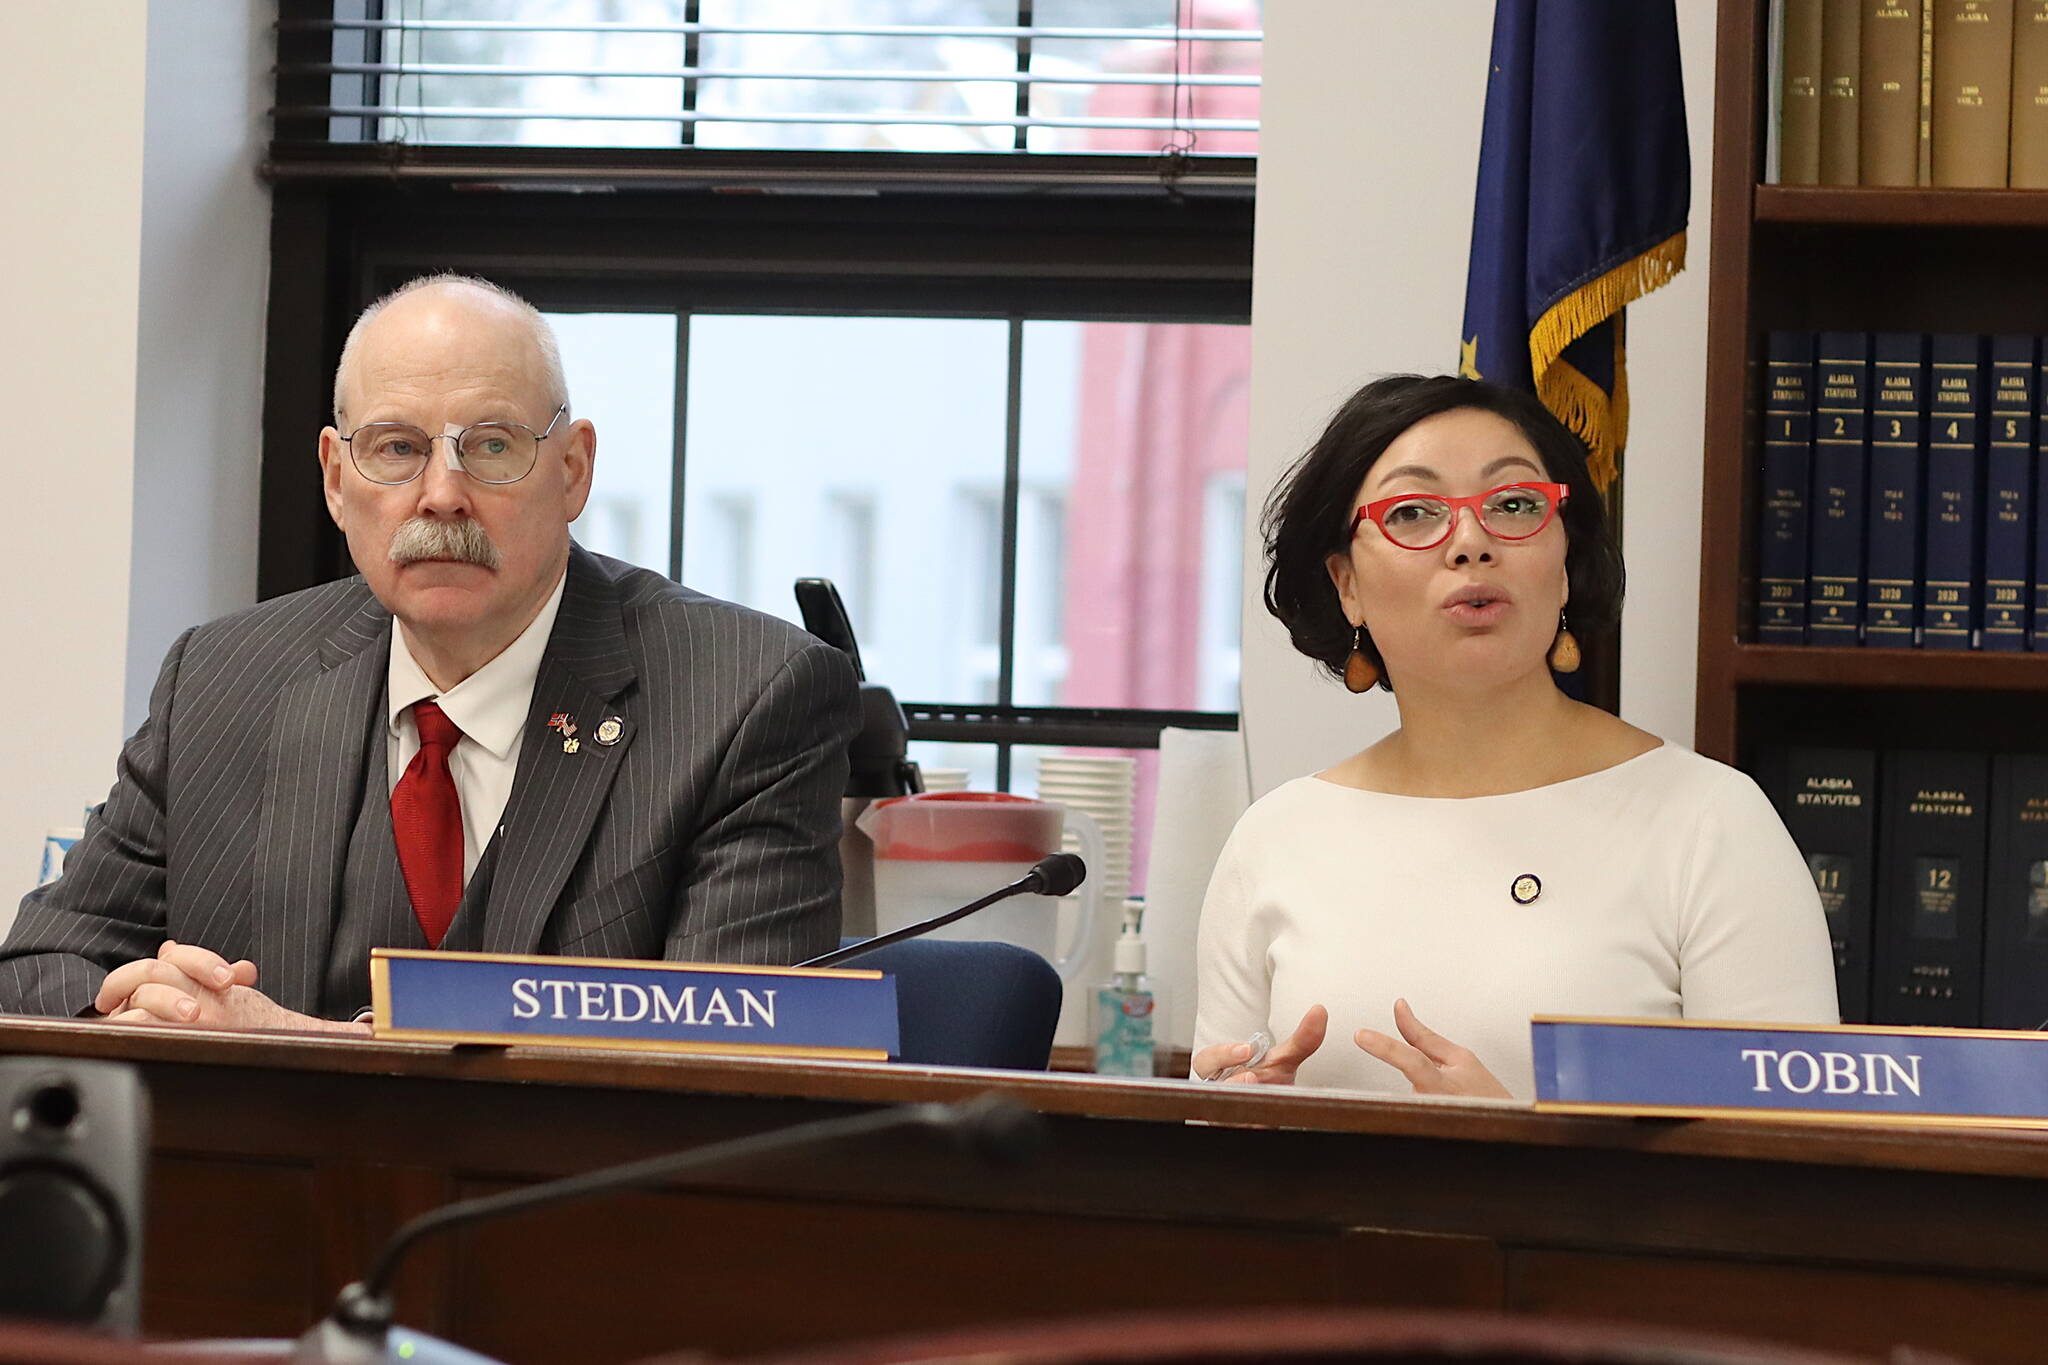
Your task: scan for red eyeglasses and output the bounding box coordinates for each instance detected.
[1351,482,1570,551]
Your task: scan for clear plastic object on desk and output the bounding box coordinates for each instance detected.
[1202,1029,1273,1083]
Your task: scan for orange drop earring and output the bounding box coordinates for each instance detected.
[1548,612,1581,674]
[1344,625,1380,693]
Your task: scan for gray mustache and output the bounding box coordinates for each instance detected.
[388,517,502,570]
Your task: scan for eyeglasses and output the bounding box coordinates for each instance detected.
[340,405,568,486]
[1351,482,1570,550]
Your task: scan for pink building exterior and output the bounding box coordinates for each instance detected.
[1057,6,1259,891]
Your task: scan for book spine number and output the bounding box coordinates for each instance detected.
[1761,332,1816,644]
[1812,333,1871,644]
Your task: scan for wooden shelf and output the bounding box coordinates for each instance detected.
[1755,184,2048,227]
[1696,2,2048,762]
[1728,644,2048,692]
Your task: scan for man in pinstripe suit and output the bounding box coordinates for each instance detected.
[0,276,860,1029]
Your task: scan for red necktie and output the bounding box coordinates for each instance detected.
[391,700,465,948]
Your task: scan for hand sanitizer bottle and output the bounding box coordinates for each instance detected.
[1092,899,1156,1077]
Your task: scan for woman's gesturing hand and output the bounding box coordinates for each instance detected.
[1353,998,1512,1098]
[1193,1004,1329,1085]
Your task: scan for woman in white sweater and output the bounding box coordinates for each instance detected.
[1192,376,1837,1100]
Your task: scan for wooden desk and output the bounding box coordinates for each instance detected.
[2,1018,2045,1364]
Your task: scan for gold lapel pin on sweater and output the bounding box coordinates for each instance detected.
[1510,873,1542,905]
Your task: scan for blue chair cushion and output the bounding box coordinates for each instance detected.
[834,938,1062,1071]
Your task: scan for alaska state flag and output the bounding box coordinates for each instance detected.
[1459,0,1690,492]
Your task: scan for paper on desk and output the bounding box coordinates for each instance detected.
[1144,727,1251,1051]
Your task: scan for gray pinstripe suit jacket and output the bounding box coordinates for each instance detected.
[0,545,861,1018]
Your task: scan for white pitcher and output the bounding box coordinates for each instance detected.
[857,793,1104,982]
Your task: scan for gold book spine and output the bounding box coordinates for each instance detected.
[1821,0,1865,182]
[1783,0,1828,182]
[2008,0,2048,185]
[1931,0,2017,185]
[1921,0,1936,180]
[1863,1,1926,183]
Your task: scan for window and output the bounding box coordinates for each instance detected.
[554,310,678,571]
[1198,469,1246,714]
[542,309,1248,726]
[279,1,1259,158]
[699,494,756,605]
[959,483,1007,704]
[261,1,1254,842]
[822,491,878,642]
[1012,486,1068,707]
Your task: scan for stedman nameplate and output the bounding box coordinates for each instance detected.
[1532,1016,2048,1128]
[371,948,899,1060]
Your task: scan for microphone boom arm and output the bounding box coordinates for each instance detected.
[799,887,1019,970]
[358,1104,947,1310]
[798,852,1084,970]
[306,1096,1037,1365]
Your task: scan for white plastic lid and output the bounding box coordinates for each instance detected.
[1114,898,1146,975]
[1114,933,1146,975]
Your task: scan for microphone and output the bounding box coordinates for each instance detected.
[293,1095,1043,1365]
[798,852,1088,969]
[1026,852,1087,897]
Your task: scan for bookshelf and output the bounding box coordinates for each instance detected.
[1756,184,2048,223]
[1695,1,2048,769]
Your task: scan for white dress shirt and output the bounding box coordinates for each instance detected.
[386,571,568,884]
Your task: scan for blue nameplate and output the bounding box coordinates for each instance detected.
[1532,1016,2048,1128]
[371,949,899,1060]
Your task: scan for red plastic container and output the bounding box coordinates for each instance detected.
[858,792,1065,863]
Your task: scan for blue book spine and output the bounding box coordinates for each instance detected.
[1810,332,1870,645]
[2035,344,2048,650]
[1866,334,1925,648]
[1759,332,1814,644]
[1984,336,2035,651]
[1924,335,1985,651]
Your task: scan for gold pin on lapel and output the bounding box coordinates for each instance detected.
[563,737,580,754]
[596,717,623,746]
[547,712,580,754]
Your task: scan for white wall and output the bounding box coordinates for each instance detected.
[127,0,272,734]
[1241,0,1717,795]
[0,5,150,911]
[1624,0,1719,755]
[0,0,270,921]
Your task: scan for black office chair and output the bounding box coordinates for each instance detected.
[841,938,1061,1071]
[795,578,922,799]
[713,1308,1894,1365]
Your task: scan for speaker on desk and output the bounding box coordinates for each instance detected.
[0,1058,147,1333]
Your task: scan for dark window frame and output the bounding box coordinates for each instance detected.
[262,3,1254,762]
[272,0,1261,177]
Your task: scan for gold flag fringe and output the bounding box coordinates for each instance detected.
[1526,230,1685,492]
[1538,321,1630,492]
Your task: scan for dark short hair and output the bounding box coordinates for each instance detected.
[1260,374,1626,689]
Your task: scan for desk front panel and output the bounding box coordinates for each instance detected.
[1,1021,2043,1363]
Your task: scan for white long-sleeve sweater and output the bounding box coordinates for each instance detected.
[1192,744,1840,1100]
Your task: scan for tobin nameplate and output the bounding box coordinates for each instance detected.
[371,948,899,1060]
[1533,1016,2048,1128]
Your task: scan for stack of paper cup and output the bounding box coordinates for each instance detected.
[916,767,971,794]
[1033,755,1137,1046]
[1034,755,1136,906]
